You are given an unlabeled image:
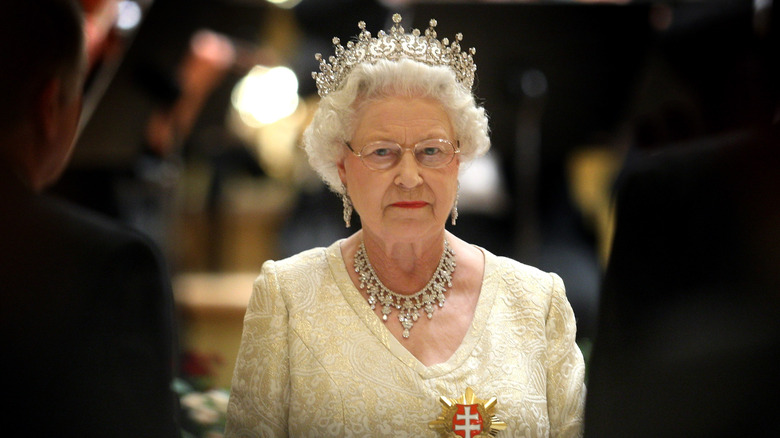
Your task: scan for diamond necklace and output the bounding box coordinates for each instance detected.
[354,239,456,338]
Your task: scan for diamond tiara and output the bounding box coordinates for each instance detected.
[312,13,477,97]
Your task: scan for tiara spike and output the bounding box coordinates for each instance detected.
[313,14,476,97]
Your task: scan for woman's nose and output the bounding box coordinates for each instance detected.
[394,149,423,188]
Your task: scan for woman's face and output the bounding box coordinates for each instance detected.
[338,95,459,242]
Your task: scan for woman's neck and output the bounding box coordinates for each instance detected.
[359,229,449,294]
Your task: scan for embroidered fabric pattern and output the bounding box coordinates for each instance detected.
[225,241,586,437]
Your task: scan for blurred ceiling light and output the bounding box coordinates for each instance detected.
[459,153,508,215]
[116,0,142,31]
[232,65,299,127]
[754,0,771,10]
[265,0,302,9]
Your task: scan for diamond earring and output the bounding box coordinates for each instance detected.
[342,190,353,228]
[451,185,459,226]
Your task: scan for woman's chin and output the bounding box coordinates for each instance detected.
[371,218,446,241]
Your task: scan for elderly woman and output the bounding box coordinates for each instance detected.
[226,14,585,437]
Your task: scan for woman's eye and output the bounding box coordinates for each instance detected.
[372,148,392,157]
[421,147,442,156]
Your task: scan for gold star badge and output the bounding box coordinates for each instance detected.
[429,387,507,437]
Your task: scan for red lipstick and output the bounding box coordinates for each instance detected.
[392,201,427,208]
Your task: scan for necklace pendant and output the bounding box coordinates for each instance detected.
[399,314,414,338]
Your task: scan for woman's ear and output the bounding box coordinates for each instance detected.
[337,158,347,185]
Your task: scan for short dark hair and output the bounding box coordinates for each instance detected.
[0,0,85,131]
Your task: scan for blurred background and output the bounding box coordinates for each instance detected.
[47,0,775,433]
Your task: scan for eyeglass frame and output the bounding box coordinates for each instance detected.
[344,138,461,170]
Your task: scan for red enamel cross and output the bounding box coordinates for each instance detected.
[453,404,484,438]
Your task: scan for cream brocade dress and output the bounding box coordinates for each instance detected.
[225,240,585,437]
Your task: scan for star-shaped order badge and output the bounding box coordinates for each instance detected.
[429,387,507,437]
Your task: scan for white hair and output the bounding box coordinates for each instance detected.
[302,58,490,194]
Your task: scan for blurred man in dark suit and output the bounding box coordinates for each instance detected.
[585,126,780,437]
[0,0,179,435]
[585,2,780,436]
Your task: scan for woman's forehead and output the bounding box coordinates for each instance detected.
[352,96,453,136]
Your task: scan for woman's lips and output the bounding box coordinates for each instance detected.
[391,201,428,208]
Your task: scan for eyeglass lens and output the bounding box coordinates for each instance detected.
[359,139,456,169]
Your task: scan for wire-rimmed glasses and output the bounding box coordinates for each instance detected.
[345,139,460,170]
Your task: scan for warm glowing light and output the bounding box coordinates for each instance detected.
[231,66,299,126]
[265,0,303,9]
[116,1,142,31]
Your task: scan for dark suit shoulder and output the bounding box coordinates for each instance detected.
[36,193,159,252]
[0,189,178,437]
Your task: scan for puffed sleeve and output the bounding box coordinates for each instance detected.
[545,272,586,438]
[225,260,290,437]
